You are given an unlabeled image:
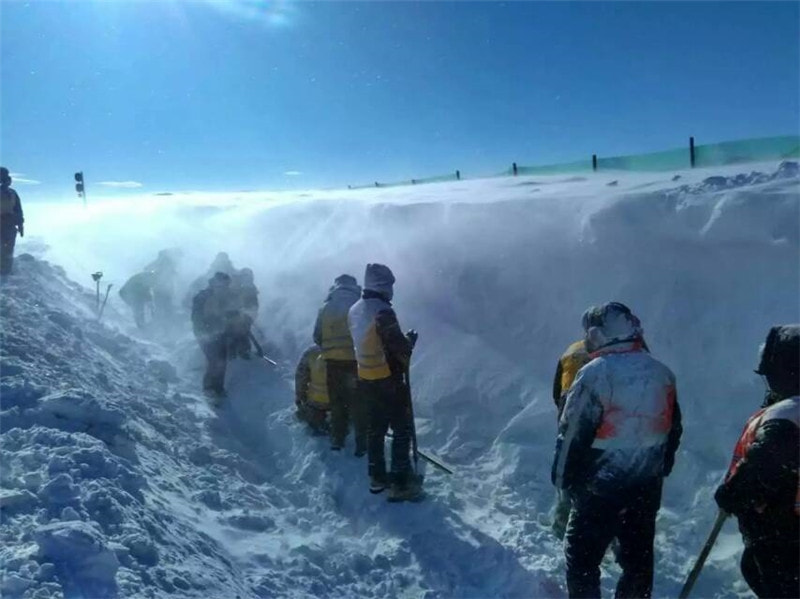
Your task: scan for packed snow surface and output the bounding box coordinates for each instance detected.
[2,162,798,598]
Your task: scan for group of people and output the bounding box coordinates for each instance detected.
[120,251,260,400]
[2,165,796,595]
[550,303,798,599]
[294,264,422,502]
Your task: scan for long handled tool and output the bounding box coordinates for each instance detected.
[248,331,278,366]
[386,432,454,475]
[404,364,420,474]
[679,510,729,599]
[91,271,103,311]
[97,284,113,322]
[396,365,454,475]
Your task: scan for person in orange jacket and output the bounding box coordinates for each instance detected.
[715,325,799,598]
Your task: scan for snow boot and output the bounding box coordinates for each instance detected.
[369,475,388,494]
[387,474,424,503]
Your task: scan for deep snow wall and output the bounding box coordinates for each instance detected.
[12,161,800,597]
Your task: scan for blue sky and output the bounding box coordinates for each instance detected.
[1,0,798,199]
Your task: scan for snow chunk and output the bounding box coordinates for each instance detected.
[34,521,119,596]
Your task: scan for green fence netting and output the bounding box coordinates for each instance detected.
[349,134,800,190]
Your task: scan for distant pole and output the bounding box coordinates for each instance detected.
[455,170,461,180]
[592,154,598,172]
[689,136,696,168]
[74,171,86,206]
[512,162,518,176]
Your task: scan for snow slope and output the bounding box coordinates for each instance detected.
[3,161,799,598]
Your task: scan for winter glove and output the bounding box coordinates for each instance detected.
[17,224,23,237]
[406,329,418,349]
[714,483,736,515]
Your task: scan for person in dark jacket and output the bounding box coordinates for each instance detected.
[0,167,25,276]
[184,252,236,310]
[348,263,420,502]
[191,272,236,400]
[552,302,682,598]
[314,274,364,454]
[228,267,259,359]
[715,325,799,599]
[119,271,156,329]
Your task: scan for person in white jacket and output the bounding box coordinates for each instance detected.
[552,302,682,598]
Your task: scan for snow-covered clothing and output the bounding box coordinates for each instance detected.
[552,341,682,496]
[714,325,799,598]
[715,396,799,597]
[553,303,680,599]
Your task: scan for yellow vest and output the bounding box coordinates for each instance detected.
[320,311,356,361]
[349,298,392,381]
[0,188,18,215]
[307,350,329,407]
[560,340,590,395]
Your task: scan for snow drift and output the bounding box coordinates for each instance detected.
[2,161,798,598]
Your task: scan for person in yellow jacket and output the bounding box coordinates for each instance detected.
[348,263,420,502]
[0,167,25,277]
[551,339,591,539]
[313,274,364,454]
[294,344,330,435]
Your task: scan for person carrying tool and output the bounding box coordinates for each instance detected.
[714,325,799,598]
[348,263,420,501]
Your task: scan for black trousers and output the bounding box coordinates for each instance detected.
[199,334,228,393]
[565,481,662,598]
[741,542,800,598]
[327,360,366,451]
[361,377,412,484]
[0,221,18,275]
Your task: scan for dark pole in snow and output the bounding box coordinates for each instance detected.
[455,170,460,180]
[690,136,696,168]
[512,162,518,176]
[592,154,598,172]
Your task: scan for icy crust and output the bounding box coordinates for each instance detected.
[0,256,252,599]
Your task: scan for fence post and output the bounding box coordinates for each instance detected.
[690,136,696,168]
[512,162,518,176]
[592,154,598,172]
[456,170,460,180]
